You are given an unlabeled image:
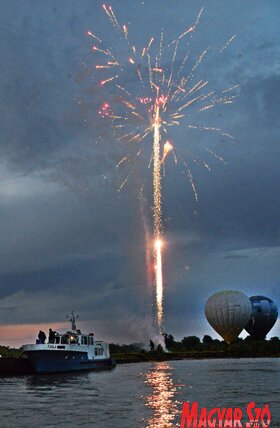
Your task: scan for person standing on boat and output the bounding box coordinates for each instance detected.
[38,330,46,344]
[48,328,56,343]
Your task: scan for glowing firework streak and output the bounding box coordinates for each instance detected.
[153,105,162,238]
[219,34,236,54]
[161,141,173,164]
[153,104,164,330]
[155,238,163,330]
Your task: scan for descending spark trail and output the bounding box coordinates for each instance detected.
[88,3,238,333]
[155,238,163,329]
[153,105,163,330]
[161,141,173,164]
[153,105,162,239]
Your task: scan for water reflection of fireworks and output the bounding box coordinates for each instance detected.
[142,362,182,427]
[88,4,238,332]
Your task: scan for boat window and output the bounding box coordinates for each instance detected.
[89,337,94,345]
[95,347,104,356]
[70,335,78,344]
[82,336,88,345]
[61,335,69,344]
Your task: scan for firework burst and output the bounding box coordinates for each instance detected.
[87,4,238,333]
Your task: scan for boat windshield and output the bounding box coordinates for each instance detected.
[44,331,96,346]
[47,333,79,345]
[69,335,78,344]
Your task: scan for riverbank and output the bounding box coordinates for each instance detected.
[1,342,280,368]
[112,350,280,364]
[111,335,280,362]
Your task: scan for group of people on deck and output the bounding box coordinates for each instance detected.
[37,328,56,344]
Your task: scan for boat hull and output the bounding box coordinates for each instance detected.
[23,350,115,374]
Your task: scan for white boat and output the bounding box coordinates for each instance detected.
[21,313,115,374]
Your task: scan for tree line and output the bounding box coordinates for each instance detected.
[109,334,280,358]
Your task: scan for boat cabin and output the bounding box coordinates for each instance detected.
[47,332,108,358]
[50,332,95,346]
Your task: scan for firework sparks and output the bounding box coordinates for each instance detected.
[155,238,163,330]
[161,141,173,164]
[219,34,236,54]
[88,3,238,332]
[153,105,164,330]
[184,162,198,202]
[87,31,102,43]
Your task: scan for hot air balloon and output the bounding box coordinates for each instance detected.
[245,296,278,340]
[205,290,252,344]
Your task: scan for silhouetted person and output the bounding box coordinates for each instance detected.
[38,330,46,344]
[149,340,155,352]
[48,328,55,343]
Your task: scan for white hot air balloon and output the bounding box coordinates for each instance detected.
[205,290,252,344]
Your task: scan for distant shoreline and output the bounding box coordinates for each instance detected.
[1,342,280,365]
[112,351,280,364]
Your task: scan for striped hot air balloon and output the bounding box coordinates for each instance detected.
[205,290,252,344]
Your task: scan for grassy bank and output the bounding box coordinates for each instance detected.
[112,350,280,364]
[0,346,22,358]
[1,338,280,363]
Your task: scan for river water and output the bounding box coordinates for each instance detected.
[0,358,279,427]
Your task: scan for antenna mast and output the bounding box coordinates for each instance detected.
[67,311,79,331]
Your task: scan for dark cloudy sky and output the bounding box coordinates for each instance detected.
[1,0,280,346]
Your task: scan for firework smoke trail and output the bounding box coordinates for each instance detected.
[153,104,163,331]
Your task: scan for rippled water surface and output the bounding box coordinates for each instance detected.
[0,358,279,427]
